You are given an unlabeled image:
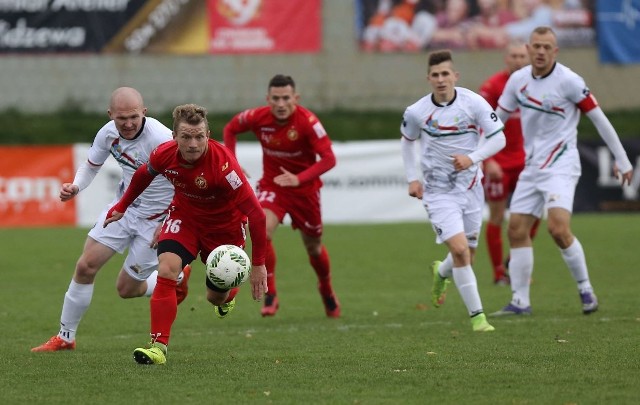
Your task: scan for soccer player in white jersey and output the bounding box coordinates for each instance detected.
[490,27,633,317]
[401,50,506,332]
[32,87,190,352]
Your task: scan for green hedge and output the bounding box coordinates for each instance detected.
[0,108,637,145]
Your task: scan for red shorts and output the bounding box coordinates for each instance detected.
[158,205,246,265]
[483,166,523,202]
[256,185,323,237]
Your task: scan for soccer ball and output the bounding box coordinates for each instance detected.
[205,244,251,289]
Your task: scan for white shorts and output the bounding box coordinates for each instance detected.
[510,169,578,218]
[88,206,163,281]
[423,185,483,248]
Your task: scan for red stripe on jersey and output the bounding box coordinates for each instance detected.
[540,141,563,169]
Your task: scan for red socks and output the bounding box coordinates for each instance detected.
[310,245,333,296]
[149,276,177,346]
[486,223,504,272]
[265,239,277,296]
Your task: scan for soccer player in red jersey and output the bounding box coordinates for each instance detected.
[479,41,540,285]
[223,74,340,318]
[104,104,267,365]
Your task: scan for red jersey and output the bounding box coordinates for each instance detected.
[149,139,255,232]
[223,105,336,194]
[110,138,266,266]
[479,70,525,170]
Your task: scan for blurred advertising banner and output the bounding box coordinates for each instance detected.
[2,140,637,228]
[596,0,640,64]
[207,0,321,54]
[0,146,76,227]
[0,0,321,54]
[0,0,152,53]
[576,139,640,212]
[357,0,595,53]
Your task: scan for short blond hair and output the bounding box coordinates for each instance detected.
[172,104,208,132]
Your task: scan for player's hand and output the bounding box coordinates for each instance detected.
[613,163,633,186]
[250,264,267,301]
[483,159,503,180]
[150,224,162,249]
[452,154,473,171]
[103,206,124,227]
[408,180,423,200]
[273,167,300,187]
[59,183,79,202]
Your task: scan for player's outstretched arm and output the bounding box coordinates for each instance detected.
[586,107,633,186]
[103,163,157,227]
[236,193,268,300]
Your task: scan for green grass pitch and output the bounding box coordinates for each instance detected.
[1,214,639,404]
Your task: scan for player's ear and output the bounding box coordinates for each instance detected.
[172,131,177,140]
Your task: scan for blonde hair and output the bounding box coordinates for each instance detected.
[172,104,209,132]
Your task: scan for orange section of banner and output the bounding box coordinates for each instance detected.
[0,146,76,227]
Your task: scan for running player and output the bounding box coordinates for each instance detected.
[223,74,340,318]
[32,87,189,352]
[401,50,506,332]
[104,104,268,365]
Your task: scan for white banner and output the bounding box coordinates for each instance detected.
[74,140,428,227]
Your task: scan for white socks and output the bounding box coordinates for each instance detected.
[509,247,534,308]
[58,280,94,343]
[145,271,158,297]
[451,265,483,316]
[438,253,454,278]
[561,238,593,293]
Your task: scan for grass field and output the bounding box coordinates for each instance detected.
[2,214,639,404]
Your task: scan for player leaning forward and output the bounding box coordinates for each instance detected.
[104,104,267,365]
[32,87,190,353]
[491,26,633,317]
[401,50,506,332]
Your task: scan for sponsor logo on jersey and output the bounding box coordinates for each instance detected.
[312,122,327,138]
[222,161,229,171]
[225,170,243,190]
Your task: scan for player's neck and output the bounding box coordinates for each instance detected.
[532,62,555,78]
[433,89,456,106]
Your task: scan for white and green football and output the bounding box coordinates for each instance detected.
[205,244,251,289]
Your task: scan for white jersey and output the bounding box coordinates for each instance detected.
[498,62,597,177]
[401,87,504,193]
[86,117,174,218]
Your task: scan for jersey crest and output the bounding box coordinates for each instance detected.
[195,175,207,189]
[287,128,299,141]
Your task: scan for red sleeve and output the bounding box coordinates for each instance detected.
[236,193,266,267]
[479,78,499,110]
[296,140,336,184]
[111,163,156,212]
[223,109,254,155]
[222,123,238,155]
